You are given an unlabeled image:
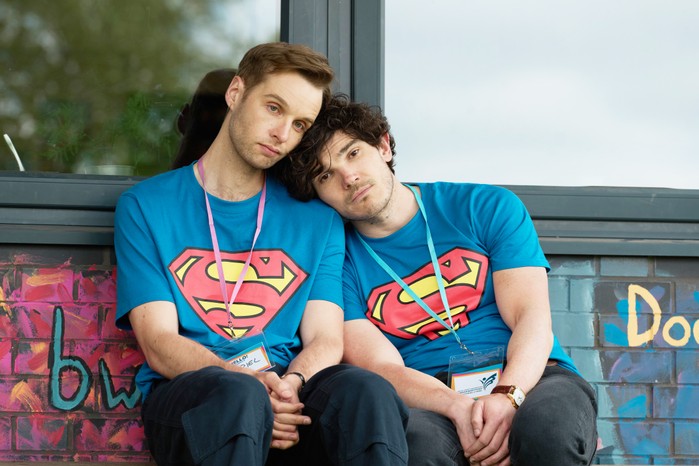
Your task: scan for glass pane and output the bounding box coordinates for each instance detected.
[1,0,279,176]
[385,0,698,189]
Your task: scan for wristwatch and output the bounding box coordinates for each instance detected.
[491,385,525,409]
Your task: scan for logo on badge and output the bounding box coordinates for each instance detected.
[480,373,497,391]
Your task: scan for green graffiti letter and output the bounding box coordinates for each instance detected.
[49,306,92,410]
[99,359,141,410]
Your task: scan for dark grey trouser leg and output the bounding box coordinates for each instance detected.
[267,364,410,466]
[142,366,273,466]
[510,365,598,466]
[406,408,467,466]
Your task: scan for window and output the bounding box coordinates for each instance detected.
[385,0,698,189]
[1,0,279,176]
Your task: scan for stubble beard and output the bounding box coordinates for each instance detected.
[350,175,395,226]
[226,119,279,172]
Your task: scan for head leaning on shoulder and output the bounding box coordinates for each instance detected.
[274,94,397,202]
[235,42,334,104]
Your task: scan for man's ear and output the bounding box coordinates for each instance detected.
[225,76,245,108]
[379,132,393,162]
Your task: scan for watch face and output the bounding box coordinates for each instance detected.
[512,387,525,406]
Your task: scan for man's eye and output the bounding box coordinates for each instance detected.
[348,149,359,158]
[317,173,330,183]
[268,104,280,113]
[293,121,307,132]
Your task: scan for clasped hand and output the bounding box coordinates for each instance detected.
[255,371,311,450]
[456,394,515,466]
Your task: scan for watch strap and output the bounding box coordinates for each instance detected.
[282,371,306,391]
[491,385,523,409]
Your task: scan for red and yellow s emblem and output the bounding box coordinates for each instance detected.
[366,247,488,340]
[169,248,307,339]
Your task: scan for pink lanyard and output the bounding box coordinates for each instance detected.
[196,160,266,334]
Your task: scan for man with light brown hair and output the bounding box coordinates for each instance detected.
[115,43,409,466]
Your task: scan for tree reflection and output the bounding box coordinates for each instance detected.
[0,0,277,175]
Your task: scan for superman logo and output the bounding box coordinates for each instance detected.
[169,248,308,339]
[365,247,488,341]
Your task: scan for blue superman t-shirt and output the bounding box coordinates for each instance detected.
[343,182,578,376]
[114,165,345,398]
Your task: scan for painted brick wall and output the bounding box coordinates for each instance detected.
[1,245,697,464]
[0,245,148,463]
[550,256,699,465]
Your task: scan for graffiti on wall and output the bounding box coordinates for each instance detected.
[597,282,699,462]
[0,261,148,461]
[4,254,699,462]
[50,306,141,411]
[626,284,699,347]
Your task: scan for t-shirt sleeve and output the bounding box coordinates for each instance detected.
[306,211,345,308]
[114,191,174,329]
[475,186,549,272]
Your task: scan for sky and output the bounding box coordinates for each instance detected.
[384,0,698,189]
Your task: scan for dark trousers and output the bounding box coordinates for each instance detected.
[406,365,598,466]
[142,364,409,466]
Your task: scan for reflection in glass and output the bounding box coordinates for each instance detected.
[0,0,279,175]
[385,0,698,189]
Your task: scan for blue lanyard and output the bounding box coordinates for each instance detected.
[355,184,472,353]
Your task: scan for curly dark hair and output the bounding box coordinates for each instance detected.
[272,94,396,201]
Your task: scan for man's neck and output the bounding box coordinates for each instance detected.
[195,147,264,202]
[353,183,419,239]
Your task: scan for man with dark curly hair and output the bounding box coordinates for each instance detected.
[275,94,598,466]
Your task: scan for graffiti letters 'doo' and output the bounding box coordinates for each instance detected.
[627,284,699,347]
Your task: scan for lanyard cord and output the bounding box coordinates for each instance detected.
[355,184,472,353]
[197,160,266,335]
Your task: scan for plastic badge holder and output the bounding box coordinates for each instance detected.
[211,332,275,372]
[448,346,504,398]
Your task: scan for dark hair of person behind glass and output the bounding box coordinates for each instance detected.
[171,68,236,169]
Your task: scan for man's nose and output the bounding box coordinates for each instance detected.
[342,168,359,188]
[271,120,291,143]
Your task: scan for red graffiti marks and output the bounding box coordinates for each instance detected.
[75,418,146,452]
[0,339,11,373]
[0,252,148,461]
[16,415,68,450]
[20,268,73,302]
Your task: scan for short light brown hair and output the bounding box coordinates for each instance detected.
[237,42,334,102]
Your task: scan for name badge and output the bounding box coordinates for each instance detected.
[448,346,505,398]
[226,342,273,372]
[211,332,275,372]
[450,363,502,398]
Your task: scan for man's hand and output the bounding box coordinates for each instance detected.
[254,371,310,449]
[446,395,480,458]
[463,394,515,466]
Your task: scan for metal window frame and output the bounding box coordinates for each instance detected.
[2,172,698,257]
[281,0,384,106]
[2,2,698,257]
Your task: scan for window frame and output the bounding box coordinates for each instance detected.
[1,0,698,258]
